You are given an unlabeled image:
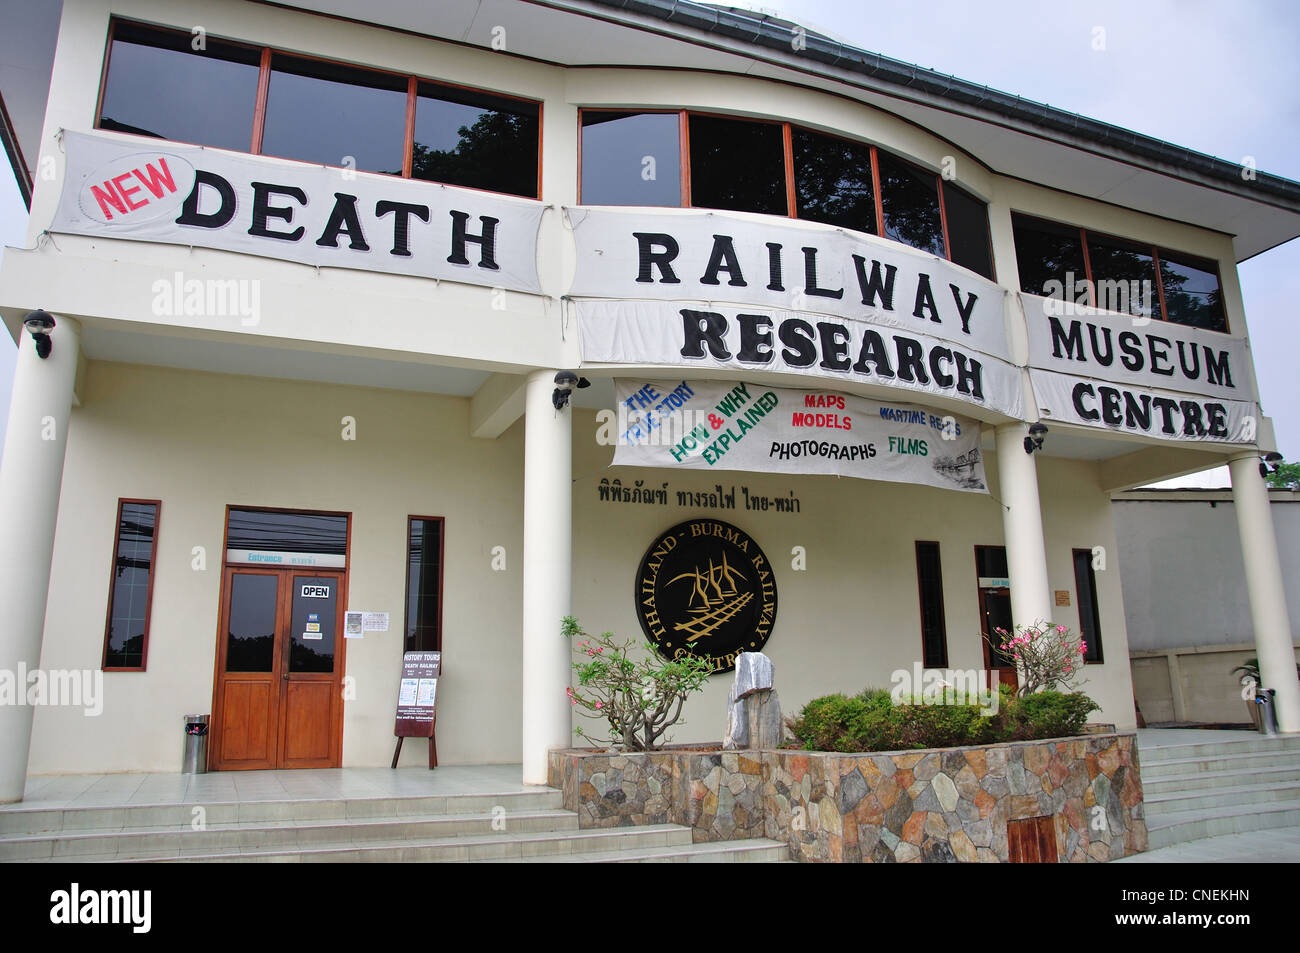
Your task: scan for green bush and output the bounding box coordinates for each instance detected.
[786,688,1099,752]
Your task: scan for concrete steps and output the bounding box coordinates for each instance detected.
[0,788,788,863]
[1138,733,1300,850]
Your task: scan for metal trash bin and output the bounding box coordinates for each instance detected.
[183,714,210,774]
[1254,690,1279,737]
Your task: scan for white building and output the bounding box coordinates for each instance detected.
[1,0,1297,799]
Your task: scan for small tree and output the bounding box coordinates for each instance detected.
[1265,461,1300,489]
[563,616,713,751]
[984,621,1088,697]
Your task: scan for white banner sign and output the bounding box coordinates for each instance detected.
[568,206,1012,363]
[580,299,1022,418]
[1020,293,1253,403]
[51,131,544,293]
[613,379,988,493]
[1030,368,1258,444]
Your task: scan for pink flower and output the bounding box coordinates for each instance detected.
[1057,625,1065,633]
[594,701,603,710]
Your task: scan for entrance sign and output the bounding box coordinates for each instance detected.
[613,379,988,493]
[52,131,544,293]
[1030,368,1257,444]
[635,519,777,674]
[225,549,346,568]
[391,651,441,769]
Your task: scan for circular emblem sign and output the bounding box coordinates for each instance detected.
[635,519,777,673]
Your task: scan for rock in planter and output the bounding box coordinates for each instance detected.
[724,652,783,749]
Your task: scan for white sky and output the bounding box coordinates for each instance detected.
[2,0,1298,484]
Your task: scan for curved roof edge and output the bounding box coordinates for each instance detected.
[581,0,1300,211]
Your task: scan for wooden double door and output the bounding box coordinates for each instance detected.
[211,567,346,770]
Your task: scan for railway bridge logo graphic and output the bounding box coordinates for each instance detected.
[635,519,777,673]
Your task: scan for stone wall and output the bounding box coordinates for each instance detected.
[548,733,1147,862]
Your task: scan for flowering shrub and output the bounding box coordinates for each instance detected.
[562,616,713,751]
[988,621,1088,697]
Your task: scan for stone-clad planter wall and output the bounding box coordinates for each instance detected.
[548,733,1146,862]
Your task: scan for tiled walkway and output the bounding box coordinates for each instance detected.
[3,764,534,812]
[1112,825,1300,863]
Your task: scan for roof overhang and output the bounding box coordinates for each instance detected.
[3,0,1299,258]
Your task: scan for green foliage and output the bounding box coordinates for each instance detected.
[562,616,713,751]
[1265,462,1300,489]
[786,686,1100,752]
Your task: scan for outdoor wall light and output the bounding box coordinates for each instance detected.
[23,310,55,360]
[551,370,590,410]
[1023,422,1049,455]
[1259,451,1284,478]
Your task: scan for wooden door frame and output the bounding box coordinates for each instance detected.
[209,506,351,771]
[973,545,1018,692]
[209,565,283,771]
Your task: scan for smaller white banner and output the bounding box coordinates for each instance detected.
[613,379,988,493]
[1030,368,1258,444]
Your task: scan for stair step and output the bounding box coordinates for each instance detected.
[111,824,697,863]
[502,838,791,863]
[1143,780,1300,816]
[0,809,579,861]
[1139,749,1300,780]
[1136,735,1300,764]
[1143,764,1300,794]
[0,789,562,838]
[1145,797,1300,849]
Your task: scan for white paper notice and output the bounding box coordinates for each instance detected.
[398,678,419,706]
[344,611,364,638]
[362,612,390,632]
[416,679,438,707]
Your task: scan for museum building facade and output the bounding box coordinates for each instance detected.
[0,0,1298,797]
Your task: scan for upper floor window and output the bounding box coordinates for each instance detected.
[99,21,260,152]
[1012,212,1227,333]
[96,19,542,199]
[405,517,444,652]
[579,109,993,279]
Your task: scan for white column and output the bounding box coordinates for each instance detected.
[520,370,572,783]
[1228,452,1300,732]
[0,316,81,803]
[994,423,1054,628]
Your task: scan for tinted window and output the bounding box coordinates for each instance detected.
[227,509,348,556]
[1087,234,1162,320]
[975,545,1008,579]
[225,573,278,673]
[688,115,787,215]
[878,153,944,257]
[99,23,260,150]
[942,183,993,279]
[261,54,408,174]
[581,111,680,206]
[1159,251,1226,332]
[915,542,948,668]
[412,82,539,197]
[1073,549,1104,663]
[104,501,159,669]
[1012,214,1087,298]
[792,128,876,234]
[406,518,443,652]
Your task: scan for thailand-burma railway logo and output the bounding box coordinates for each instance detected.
[635,519,777,673]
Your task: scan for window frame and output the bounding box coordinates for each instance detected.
[403,515,446,654]
[914,540,949,669]
[101,498,162,672]
[1011,210,1230,334]
[576,107,994,277]
[95,17,544,200]
[1071,548,1105,664]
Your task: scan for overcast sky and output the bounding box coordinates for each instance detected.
[1,0,1298,480]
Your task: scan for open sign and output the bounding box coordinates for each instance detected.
[301,585,331,598]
